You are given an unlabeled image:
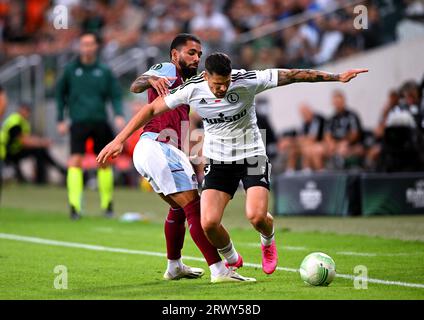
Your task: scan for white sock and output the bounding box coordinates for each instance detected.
[217,241,239,265]
[167,259,184,273]
[261,227,275,246]
[209,261,228,277]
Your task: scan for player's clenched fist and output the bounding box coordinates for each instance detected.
[96,139,123,164]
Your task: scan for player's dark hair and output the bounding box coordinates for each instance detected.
[169,33,201,58]
[80,31,102,45]
[205,52,232,76]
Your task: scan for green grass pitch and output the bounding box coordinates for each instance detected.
[1,184,424,299]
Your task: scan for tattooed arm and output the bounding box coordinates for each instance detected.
[277,68,368,86]
[130,75,153,93]
[96,96,170,164]
[130,75,177,96]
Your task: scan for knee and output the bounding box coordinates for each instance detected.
[301,146,310,158]
[335,141,349,157]
[69,155,82,168]
[201,215,220,234]
[311,144,323,157]
[246,209,267,227]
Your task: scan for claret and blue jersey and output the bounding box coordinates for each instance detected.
[142,62,190,149]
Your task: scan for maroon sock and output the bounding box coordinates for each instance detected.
[183,199,222,266]
[164,207,186,260]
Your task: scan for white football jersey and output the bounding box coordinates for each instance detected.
[164,69,278,162]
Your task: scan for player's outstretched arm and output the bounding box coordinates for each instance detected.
[130,74,177,96]
[276,68,368,86]
[96,96,170,164]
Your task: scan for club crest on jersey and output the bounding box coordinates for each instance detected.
[75,68,83,76]
[202,109,247,124]
[226,92,239,104]
[93,69,103,77]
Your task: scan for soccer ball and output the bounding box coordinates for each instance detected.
[299,252,336,286]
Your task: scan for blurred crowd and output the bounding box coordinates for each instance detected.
[1,0,423,66]
[3,75,424,186]
[273,77,424,174]
[1,0,424,186]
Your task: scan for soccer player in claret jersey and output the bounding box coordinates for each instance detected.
[126,36,253,282]
[98,52,367,280]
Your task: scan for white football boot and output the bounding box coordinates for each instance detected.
[211,268,256,283]
[163,264,205,280]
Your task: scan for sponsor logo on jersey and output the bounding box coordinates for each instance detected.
[199,98,208,104]
[202,109,247,124]
[151,63,163,70]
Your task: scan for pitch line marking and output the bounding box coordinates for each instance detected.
[335,251,414,257]
[242,243,422,257]
[1,233,424,289]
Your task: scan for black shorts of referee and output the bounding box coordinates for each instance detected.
[70,122,114,155]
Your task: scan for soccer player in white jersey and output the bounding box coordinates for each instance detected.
[126,35,254,283]
[97,52,367,278]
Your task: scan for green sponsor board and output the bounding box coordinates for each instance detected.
[361,172,424,215]
[273,173,360,216]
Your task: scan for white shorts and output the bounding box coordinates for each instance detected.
[132,132,198,195]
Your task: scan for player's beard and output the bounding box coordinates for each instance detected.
[179,58,198,80]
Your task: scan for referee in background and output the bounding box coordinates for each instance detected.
[0,85,8,204]
[56,32,125,220]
